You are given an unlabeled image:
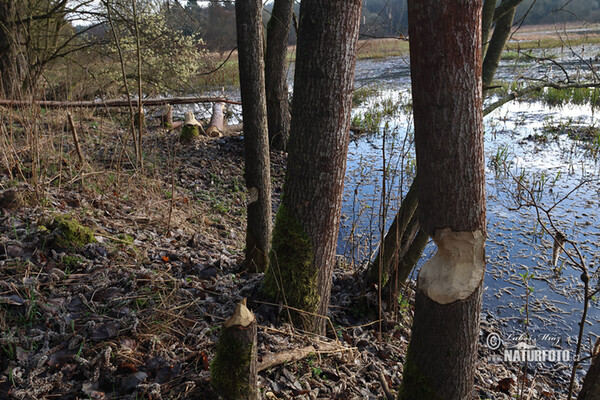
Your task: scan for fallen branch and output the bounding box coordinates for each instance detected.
[257,342,349,372]
[0,96,242,109]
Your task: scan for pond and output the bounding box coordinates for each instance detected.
[341,53,600,370]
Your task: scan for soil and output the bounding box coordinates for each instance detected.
[0,110,581,399]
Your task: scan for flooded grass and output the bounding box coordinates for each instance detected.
[356,38,410,59]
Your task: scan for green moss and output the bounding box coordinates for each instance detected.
[210,329,255,398]
[261,203,319,324]
[398,346,442,400]
[179,125,200,142]
[47,214,96,249]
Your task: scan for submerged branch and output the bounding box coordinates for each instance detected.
[483,82,600,116]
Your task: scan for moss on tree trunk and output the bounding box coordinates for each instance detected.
[179,125,200,143]
[261,203,319,328]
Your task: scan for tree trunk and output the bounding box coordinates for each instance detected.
[483,6,515,89]
[206,102,225,137]
[367,181,418,286]
[261,0,362,333]
[210,299,258,400]
[265,0,293,151]
[235,0,272,273]
[399,0,485,399]
[481,0,496,56]
[0,1,27,99]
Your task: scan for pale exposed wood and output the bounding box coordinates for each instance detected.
[184,111,202,126]
[224,298,255,328]
[257,342,341,372]
[206,102,225,137]
[0,96,241,109]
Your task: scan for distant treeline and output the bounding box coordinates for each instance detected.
[88,0,600,54]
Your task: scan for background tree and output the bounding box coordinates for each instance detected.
[235,0,272,272]
[264,0,294,151]
[261,0,363,333]
[0,0,100,99]
[0,1,27,98]
[399,0,486,398]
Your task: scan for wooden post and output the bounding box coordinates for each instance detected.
[210,299,258,400]
[206,102,225,137]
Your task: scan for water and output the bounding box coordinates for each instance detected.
[342,57,600,357]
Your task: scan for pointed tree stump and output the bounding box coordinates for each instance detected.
[179,111,204,143]
[210,299,258,400]
[160,104,173,129]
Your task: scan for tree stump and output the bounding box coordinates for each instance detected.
[206,102,225,137]
[160,104,173,129]
[179,111,204,143]
[210,299,258,400]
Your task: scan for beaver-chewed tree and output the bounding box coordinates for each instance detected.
[261,0,362,333]
[398,0,486,398]
[236,0,272,272]
[210,299,258,400]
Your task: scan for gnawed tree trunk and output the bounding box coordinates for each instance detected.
[265,0,293,151]
[206,102,225,137]
[261,0,362,334]
[159,104,172,129]
[373,0,522,297]
[236,0,272,272]
[399,0,485,399]
[210,299,258,400]
[0,1,27,99]
[179,111,203,143]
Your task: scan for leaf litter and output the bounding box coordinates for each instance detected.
[0,112,578,399]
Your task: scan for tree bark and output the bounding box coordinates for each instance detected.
[481,0,496,55]
[399,0,485,399]
[483,6,515,89]
[235,0,272,273]
[261,0,362,333]
[578,338,600,400]
[265,0,293,151]
[0,1,28,99]
[367,181,418,286]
